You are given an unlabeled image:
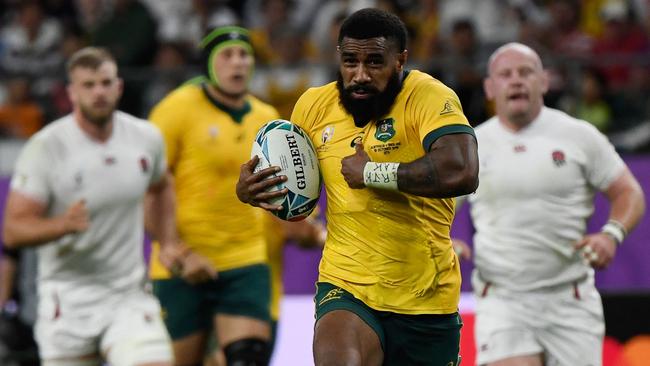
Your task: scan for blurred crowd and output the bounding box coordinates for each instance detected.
[1,0,650,151]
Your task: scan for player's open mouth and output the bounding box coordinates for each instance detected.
[508,92,528,101]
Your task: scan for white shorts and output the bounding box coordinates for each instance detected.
[472,272,604,366]
[35,286,173,366]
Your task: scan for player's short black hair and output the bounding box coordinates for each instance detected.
[338,8,408,52]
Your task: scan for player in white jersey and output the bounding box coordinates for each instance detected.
[1,47,189,366]
[461,43,646,366]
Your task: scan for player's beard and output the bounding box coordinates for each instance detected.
[79,101,115,127]
[337,70,402,127]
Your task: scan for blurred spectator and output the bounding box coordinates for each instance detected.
[592,0,649,90]
[141,42,193,116]
[251,25,328,119]
[542,0,595,58]
[249,0,310,65]
[563,68,613,132]
[404,0,442,64]
[438,0,544,46]
[89,0,158,116]
[308,0,375,59]
[0,1,63,94]
[0,76,44,139]
[73,0,112,34]
[90,0,158,67]
[428,19,488,125]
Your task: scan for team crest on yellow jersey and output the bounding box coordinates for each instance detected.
[375,118,395,142]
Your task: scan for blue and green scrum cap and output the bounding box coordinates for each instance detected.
[200,26,254,85]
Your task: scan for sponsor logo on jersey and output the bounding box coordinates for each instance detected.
[375,118,395,142]
[104,156,116,165]
[440,100,454,115]
[514,144,526,153]
[140,157,149,172]
[322,125,334,144]
[552,150,566,166]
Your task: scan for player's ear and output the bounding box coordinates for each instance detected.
[483,77,494,100]
[117,77,124,98]
[540,69,550,95]
[397,49,407,68]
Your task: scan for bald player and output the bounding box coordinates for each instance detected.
[462,42,645,366]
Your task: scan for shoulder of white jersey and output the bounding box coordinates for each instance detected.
[115,111,164,141]
[473,115,500,135]
[540,107,605,137]
[27,114,74,144]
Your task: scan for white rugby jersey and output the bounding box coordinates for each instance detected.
[10,111,166,306]
[468,107,625,291]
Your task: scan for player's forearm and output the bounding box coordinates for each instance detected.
[0,257,17,307]
[397,134,478,198]
[145,174,179,246]
[608,179,645,233]
[2,215,70,248]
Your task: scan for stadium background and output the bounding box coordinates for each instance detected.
[1,0,650,365]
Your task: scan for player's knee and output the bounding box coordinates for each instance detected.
[223,337,271,366]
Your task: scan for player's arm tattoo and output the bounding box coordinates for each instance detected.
[397,133,478,198]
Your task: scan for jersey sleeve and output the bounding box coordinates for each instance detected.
[10,134,51,203]
[290,88,313,130]
[409,81,474,151]
[148,91,186,169]
[149,126,168,184]
[581,124,625,191]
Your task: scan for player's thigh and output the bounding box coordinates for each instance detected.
[101,291,174,366]
[382,312,462,366]
[486,355,543,366]
[539,282,604,366]
[34,292,103,365]
[153,278,212,339]
[313,282,383,366]
[474,292,543,365]
[209,264,272,340]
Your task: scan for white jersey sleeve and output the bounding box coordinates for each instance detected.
[10,133,52,203]
[580,123,625,191]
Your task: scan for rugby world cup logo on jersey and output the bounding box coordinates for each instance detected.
[552,150,566,167]
[375,118,395,142]
[322,125,334,144]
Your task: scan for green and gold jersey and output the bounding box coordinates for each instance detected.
[149,83,280,278]
[291,70,473,314]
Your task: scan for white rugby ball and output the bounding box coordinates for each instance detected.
[251,119,321,221]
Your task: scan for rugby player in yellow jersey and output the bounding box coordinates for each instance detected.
[237,8,479,366]
[145,26,281,366]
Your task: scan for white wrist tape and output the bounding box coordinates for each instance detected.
[601,220,627,246]
[363,162,400,191]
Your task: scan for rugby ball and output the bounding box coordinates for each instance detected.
[251,119,321,221]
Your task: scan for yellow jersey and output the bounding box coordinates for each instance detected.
[291,70,473,314]
[264,213,286,321]
[149,83,280,278]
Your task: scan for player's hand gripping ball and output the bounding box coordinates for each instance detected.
[251,119,321,221]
